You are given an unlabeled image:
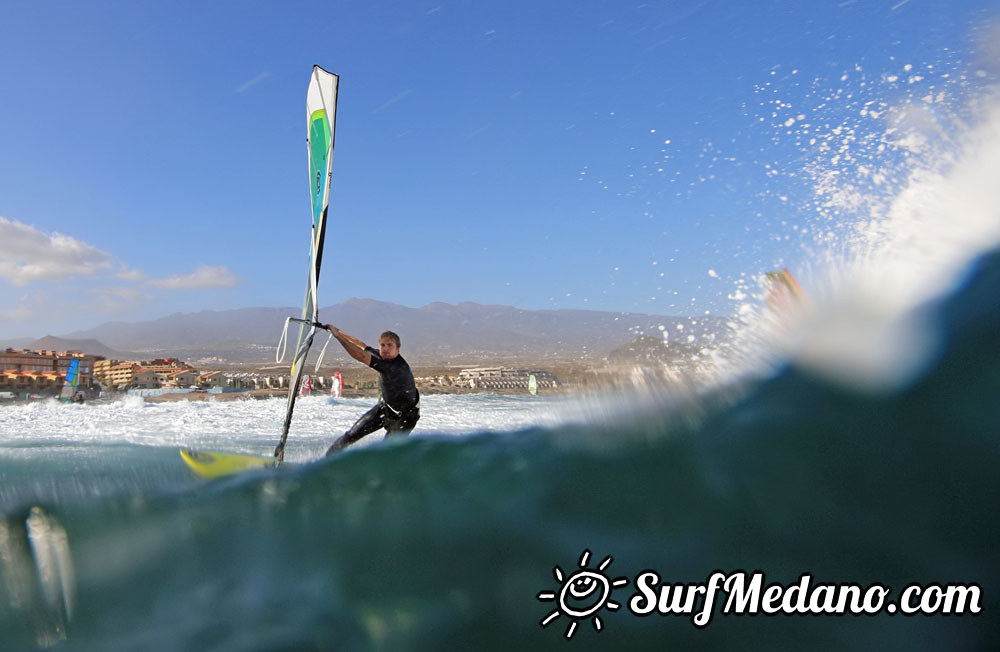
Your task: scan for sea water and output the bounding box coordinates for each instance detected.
[0,393,598,512]
[3,58,1000,652]
[2,265,998,651]
[2,272,998,652]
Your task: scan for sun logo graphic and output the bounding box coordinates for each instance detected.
[537,549,629,639]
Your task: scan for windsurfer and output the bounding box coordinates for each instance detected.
[321,325,420,455]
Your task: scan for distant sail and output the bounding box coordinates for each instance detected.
[299,375,313,397]
[60,359,80,401]
[274,66,339,463]
[528,373,538,396]
[330,370,343,399]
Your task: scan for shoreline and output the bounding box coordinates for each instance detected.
[142,386,558,403]
[0,359,693,405]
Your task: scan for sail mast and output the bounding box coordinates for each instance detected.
[274,66,339,462]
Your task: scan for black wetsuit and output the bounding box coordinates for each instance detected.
[325,346,420,455]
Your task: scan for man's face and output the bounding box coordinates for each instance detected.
[379,338,400,360]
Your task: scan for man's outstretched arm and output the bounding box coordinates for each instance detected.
[322,324,372,366]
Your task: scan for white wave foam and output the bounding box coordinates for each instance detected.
[0,394,585,462]
[720,53,1000,393]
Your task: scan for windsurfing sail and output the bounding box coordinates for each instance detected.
[60,359,80,401]
[330,370,343,399]
[527,373,538,395]
[300,374,313,397]
[273,65,339,462]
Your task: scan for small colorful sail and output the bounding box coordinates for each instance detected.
[60,359,81,401]
[330,370,343,399]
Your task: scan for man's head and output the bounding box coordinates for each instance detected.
[378,331,401,360]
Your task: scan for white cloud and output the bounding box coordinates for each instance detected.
[87,285,151,304]
[96,286,148,302]
[0,303,33,323]
[147,265,241,290]
[235,72,270,93]
[0,217,113,286]
[81,286,153,314]
[114,264,148,282]
[0,283,152,336]
[0,288,52,332]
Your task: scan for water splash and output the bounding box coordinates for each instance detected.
[718,48,1000,392]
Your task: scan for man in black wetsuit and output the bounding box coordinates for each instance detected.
[320,325,420,456]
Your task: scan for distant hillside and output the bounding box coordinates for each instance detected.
[58,298,729,364]
[607,335,707,365]
[27,336,138,360]
[0,337,34,350]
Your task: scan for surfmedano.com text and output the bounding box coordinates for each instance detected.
[628,571,982,627]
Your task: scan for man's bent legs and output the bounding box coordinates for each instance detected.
[325,403,384,456]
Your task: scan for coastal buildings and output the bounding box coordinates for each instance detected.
[0,349,100,397]
[92,358,201,390]
[1,350,213,397]
[0,369,64,395]
[0,347,562,398]
[93,360,134,389]
[454,367,557,391]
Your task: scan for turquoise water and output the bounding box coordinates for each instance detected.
[1,247,997,651]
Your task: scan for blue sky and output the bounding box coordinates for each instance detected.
[1,0,997,340]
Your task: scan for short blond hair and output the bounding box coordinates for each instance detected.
[379,331,401,347]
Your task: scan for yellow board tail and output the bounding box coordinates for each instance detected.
[179,449,275,479]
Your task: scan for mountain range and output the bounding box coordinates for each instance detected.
[3,298,729,365]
